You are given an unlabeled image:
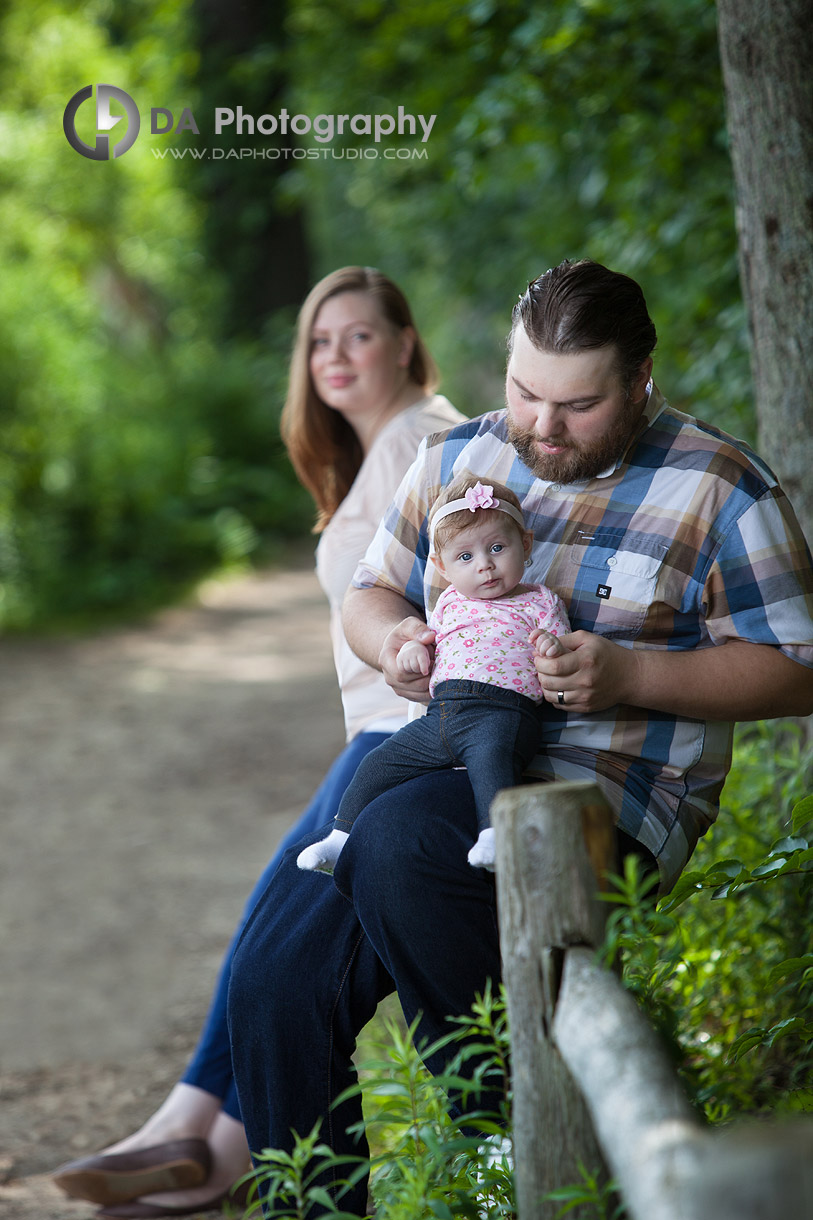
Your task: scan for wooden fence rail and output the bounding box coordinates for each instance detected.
[492,780,813,1220]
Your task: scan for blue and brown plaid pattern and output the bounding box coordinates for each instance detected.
[354,388,813,891]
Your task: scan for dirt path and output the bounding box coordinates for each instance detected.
[0,560,345,1218]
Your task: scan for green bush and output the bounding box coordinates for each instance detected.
[606,719,813,1123]
[0,328,311,629]
[0,2,312,631]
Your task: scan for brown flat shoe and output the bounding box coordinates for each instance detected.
[51,1138,212,1206]
[96,1178,253,1217]
[96,1195,225,1218]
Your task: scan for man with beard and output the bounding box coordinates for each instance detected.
[228,260,813,1216]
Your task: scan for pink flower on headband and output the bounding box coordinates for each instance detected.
[464,482,499,512]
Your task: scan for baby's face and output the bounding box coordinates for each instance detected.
[435,514,528,600]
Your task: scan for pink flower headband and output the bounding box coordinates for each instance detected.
[429,481,525,551]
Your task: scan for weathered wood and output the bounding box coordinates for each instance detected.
[555,949,813,1220]
[554,946,704,1220]
[494,779,813,1219]
[492,781,616,1219]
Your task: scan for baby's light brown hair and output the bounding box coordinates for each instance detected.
[428,471,526,555]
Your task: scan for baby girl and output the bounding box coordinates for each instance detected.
[297,473,570,874]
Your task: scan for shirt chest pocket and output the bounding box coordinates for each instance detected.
[563,535,668,640]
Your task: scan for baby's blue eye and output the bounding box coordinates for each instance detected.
[458,551,472,562]
[491,543,504,554]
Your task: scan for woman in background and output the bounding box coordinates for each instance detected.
[52,266,462,1218]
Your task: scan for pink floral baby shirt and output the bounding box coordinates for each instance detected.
[428,583,571,703]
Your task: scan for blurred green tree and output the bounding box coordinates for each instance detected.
[2,0,787,628]
[0,0,311,629]
[284,0,750,435]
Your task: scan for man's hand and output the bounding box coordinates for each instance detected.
[533,630,636,714]
[534,630,813,721]
[380,617,436,702]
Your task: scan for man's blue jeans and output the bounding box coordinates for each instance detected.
[227,769,498,1216]
[227,769,658,1216]
[334,680,546,836]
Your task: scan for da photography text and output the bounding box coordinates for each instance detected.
[63,85,436,161]
[160,105,436,143]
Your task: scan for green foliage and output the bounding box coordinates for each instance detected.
[241,1121,367,1218]
[2,0,758,628]
[599,854,686,1056]
[0,0,309,630]
[286,0,750,434]
[543,1163,625,1220]
[251,984,515,1219]
[357,988,515,1219]
[611,720,813,1121]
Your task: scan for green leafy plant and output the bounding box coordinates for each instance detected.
[250,983,515,1219]
[243,1121,367,1219]
[542,1162,626,1220]
[355,984,514,1219]
[608,721,813,1121]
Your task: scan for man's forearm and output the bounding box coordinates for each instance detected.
[537,633,813,720]
[626,641,813,720]
[343,585,425,670]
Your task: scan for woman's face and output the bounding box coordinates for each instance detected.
[309,291,414,419]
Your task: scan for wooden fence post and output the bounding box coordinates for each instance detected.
[491,780,616,1219]
[492,780,813,1220]
[553,945,704,1220]
[555,950,813,1219]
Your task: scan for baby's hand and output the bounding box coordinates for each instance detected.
[530,628,568,658]
[396,639,433,678]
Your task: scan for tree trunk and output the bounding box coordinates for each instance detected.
[716,0,813,549]
[192,0,312,336]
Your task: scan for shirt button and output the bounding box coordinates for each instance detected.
[607,555,618,567]
[550,483,561,492]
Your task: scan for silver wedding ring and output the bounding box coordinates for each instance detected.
[557,691,565,705]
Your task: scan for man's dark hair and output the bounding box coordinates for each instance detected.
[510,259,657,393]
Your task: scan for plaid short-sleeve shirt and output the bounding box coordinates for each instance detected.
[353,387,813,891]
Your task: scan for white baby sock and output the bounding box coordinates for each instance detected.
[296,828,349,874]
[467,827,496,871]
